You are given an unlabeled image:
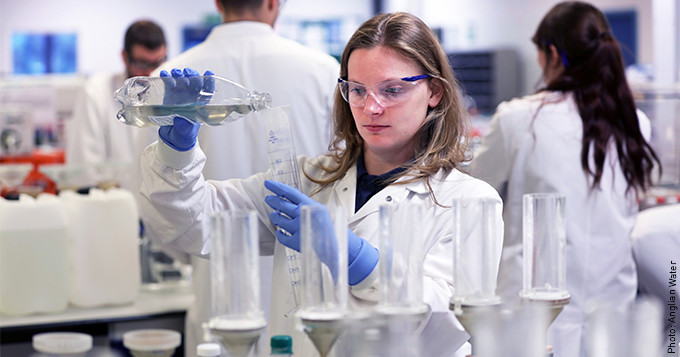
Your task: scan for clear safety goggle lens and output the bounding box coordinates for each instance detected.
[337,75,430,108]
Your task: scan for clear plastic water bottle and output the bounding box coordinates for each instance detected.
[270,335,293,356]
[114,74,271,127]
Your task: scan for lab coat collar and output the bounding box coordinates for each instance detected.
[206,21,276,40]
[333,164,433,223]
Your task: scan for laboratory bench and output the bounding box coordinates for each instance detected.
[0,285,193,356]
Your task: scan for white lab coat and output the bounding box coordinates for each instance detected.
[469,91,651,357]
[631,203,680,348]
[66,72,138,189]
[130,21,340,356]
[139,138,503,356]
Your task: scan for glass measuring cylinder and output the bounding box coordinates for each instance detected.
[377,204,426,312]
[520,193,570,301]
[451,197,503,308]
[261,107,303,309]
[208,210,265,327]
[299,205,348,315]
[298,205,349,357]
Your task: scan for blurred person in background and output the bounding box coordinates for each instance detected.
[469,2,660,356]
[66,19,166,189]
[133,1,339,355]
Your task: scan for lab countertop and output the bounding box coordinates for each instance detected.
[0,285,194,329]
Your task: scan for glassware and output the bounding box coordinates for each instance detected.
[378,203,428,314]
[297,205,348,357]
[375,204,430,356]
[263,106,304,313]
[451,197,503,307]
[520,193,570,355]
[520,193,570,303]
[208,210,266,357]
[38,164,84,192]
[114,74,271,127]
[122,329,181,357]
[0,163,33,197]
[450,197,503,355]
[32,332,93,357]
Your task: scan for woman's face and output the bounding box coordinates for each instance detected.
[347,46,441,164]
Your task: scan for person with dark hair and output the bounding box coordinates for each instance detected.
[66,19,166,188]
[138,12,502,356]
[122,20,167,78]
[469,2,661,356]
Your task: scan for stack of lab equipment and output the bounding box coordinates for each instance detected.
[297,206,349,357]
[122,329,181,357]
[450,197,503,355]
[208,210,266,357]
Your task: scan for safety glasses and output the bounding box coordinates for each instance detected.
[337,74,430,108]
[128,55,167,71]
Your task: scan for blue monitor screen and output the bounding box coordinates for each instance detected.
[12,33,77,74]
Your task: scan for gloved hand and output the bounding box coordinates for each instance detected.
[264,180,379,285]
[160,68,215,105]
[157,68,214,151]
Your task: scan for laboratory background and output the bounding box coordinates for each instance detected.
[1,0,679,356]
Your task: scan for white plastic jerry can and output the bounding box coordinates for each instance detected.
[60,188,141,308]
[0,194,70,315]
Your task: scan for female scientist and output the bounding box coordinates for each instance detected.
[469,2,660,356]
[139,12,502,356]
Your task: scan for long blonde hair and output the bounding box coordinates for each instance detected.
[306,12,469,202]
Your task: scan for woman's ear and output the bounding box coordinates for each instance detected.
[428,78,445,107]
[548,44,563,69]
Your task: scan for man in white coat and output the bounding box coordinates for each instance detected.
[66,20,166,189]
[136,1,339,355]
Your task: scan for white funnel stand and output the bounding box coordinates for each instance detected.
[208,210,265,357]
[450,197,503,354]
[297,205,349,357]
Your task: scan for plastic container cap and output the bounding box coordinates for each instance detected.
[196,342,221,356]
[271,335,293,354]
[32,332,93,354]
[123,329,181,351]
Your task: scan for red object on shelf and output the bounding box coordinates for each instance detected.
[0,148,65,196]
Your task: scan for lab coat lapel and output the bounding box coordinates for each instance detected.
[332,164,358,220]
[351,176,428,223]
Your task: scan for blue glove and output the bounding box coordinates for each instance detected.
[158,68,214,151]
[160,68,215,105]
[264,180,379,285]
